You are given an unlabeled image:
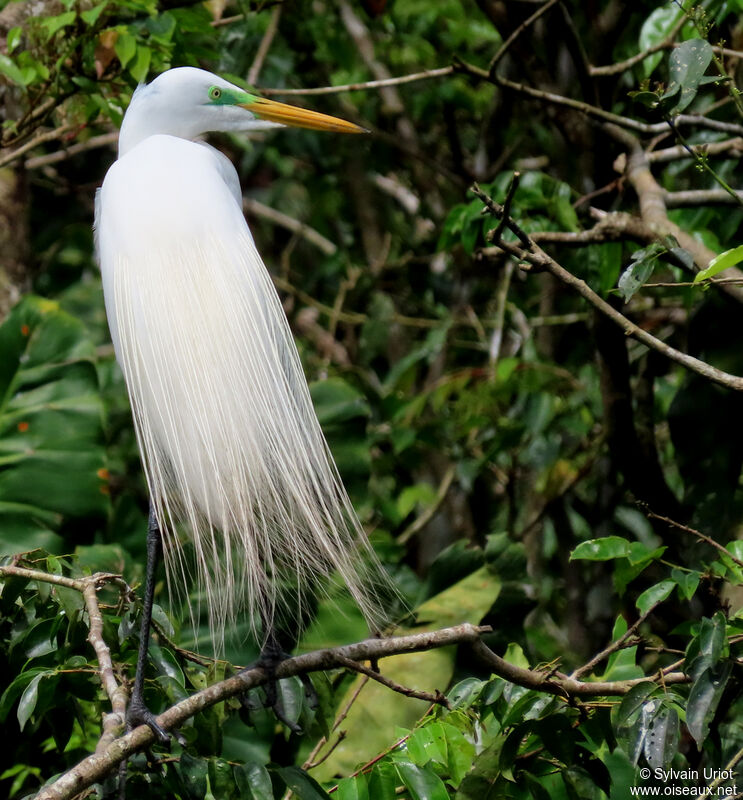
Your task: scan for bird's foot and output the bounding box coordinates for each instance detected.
[127,697,182,745]
[239,641,317,734]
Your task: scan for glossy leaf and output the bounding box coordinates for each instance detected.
[0,297,107,556]
[395,760,450,800]
[643,704,679,770]
[570,536,630,561]
[686,661,732,747]
[660,39,714,113]
[636,580,675,615]
[276,766,331,800]
[694,245,743,283]
[234,763,273,800]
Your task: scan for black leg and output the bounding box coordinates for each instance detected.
[128,505,169,743]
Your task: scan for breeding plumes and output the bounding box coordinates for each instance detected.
[95,69,383,720]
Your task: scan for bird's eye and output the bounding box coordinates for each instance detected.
[209,87,222,101]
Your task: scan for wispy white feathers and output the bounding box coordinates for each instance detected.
[97,134,383,647]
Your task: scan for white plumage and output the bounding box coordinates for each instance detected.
[95,68,380,646]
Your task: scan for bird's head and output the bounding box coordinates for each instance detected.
[118,66,364,155]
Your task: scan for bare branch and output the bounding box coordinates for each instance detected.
[643,508,743,569]
[35,624,488,800]
[25,132,118,170]
[664,188,743,206]
[397,465,456,545]
[335,655,450,707]
[0,124,75,170]
[570,604,658,680]
[259,66,454,96]
[247,3,282,86]
[243,197,338,255]
[471,640,688,697]
[647,137,743,163]
[488,0,561,76]
[82,580,128,752]
[472,185,743,392]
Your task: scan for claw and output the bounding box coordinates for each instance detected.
[127,699,170,744]
[240,640,316,734]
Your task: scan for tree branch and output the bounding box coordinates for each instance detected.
[35,624,487,800]
[259,66,454,96]
[473,184,743,392]
[471,640,688,697]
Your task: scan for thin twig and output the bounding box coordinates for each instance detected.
[471,182,532,249]
[247,3,282,86]
[471,639,688,698]
[697,743,743,799]
[490,171,522,245]
[570,605,657,680]
[258,66,454,96]
[335,655,450,707]
[244,197,338,255]
[0,123,75,169]
[589,15,686,76]
[25,132,118,169]
[647,137,743,163]
[488,0,561,76]
[303,677,368,769]
[643,508,743,569]
[472,184,743,390]
[397,465,456,545]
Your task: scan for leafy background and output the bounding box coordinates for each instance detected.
[1,0,743,798]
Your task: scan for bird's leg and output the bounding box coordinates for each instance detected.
[127,505,170,743]
[240,621,318,733]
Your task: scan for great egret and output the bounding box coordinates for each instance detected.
[95,67,382,737]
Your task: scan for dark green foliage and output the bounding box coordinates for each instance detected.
[2,0,743,798]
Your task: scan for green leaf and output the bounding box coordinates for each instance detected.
[276,766,331,799]
[395,761,450,800]
[0,297,107,556]
[693,245,743,283]
[397,483,438,518]
[617,244,665,301]
[636,580,674,615]
[441,722,476,786]
[407,723,448,768]
[40,11,77,39]
[0,54,26,87]
[686,661,732,747]
[234,763,273,800]
[335,776,369,800]
[660,39,714,114]
[81,2,108,24]
[207,759,235,800]
[639,4,683,77]
[368,762,397,800]
[643,704,679,770]
[129,45,152,83]
[615,683,659,765]
[671,568,700,602]
[570,536,630,561]
[6,27,22,54]
[114,29,137,68]
[685,612,728,680]
[311,378,370,425]
[179,752,208,798]
[17,671,51,731]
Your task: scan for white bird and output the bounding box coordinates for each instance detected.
[95,67,382,734]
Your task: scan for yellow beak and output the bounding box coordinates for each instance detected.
[239,97,365,134]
